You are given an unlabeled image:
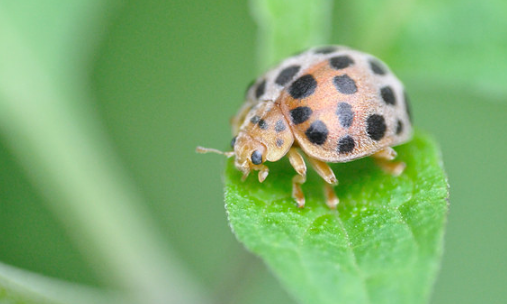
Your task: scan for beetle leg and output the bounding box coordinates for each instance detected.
[324,184,339,209]
[307,157,339,209]
[372,147,406,176]
[306,157,338,186]
[257,164,269,183]
[288,148,307,208]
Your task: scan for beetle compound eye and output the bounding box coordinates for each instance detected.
[251,150,262,165]
[231,136,237,147]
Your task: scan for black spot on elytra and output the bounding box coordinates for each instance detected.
[230,136,237,147]
[396,120,403,135]
[336,102,354,128]
[276,138,284,147]
[337,135,355,153]
[290,107,313,125]
[314,46,338,54]
[250,115,260,124]
[381,86,396,105]
[329,56,354,70]
[305,120,328,145]
[366,114,387,141]
[275,65,301,86]
[288,74,317,99]
[333,75,357,94]
[251,150,262,165]
[404,91,412,123]
[258,119,268,130]
[255,80,266,99]
[275,119,286,132]
[370,59,387,75]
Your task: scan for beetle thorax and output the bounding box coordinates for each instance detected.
[236,101,295,164]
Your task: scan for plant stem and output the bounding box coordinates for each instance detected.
[0,5,207,304]
[249,0,333,72]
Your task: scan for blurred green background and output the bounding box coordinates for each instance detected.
[0,0,506,303]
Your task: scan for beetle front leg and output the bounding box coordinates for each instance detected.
[288,148,307,208]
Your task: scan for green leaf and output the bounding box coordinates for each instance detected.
[225,131,449,304]
[0,262,124,304]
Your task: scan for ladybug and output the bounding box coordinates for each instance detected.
[197,45,412,208]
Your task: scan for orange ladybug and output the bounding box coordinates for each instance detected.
[198,45,412,208]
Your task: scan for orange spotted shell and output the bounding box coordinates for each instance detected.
[233,45,412,163]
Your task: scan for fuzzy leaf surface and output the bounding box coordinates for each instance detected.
[225,131,448,304]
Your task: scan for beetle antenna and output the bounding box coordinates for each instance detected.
[196,146,234,158]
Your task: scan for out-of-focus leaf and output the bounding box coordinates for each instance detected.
[225,131,448,304]
[332,0,507,101]
[0,1,207,303]
[0,262,124,304]
[250,0,333,72]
